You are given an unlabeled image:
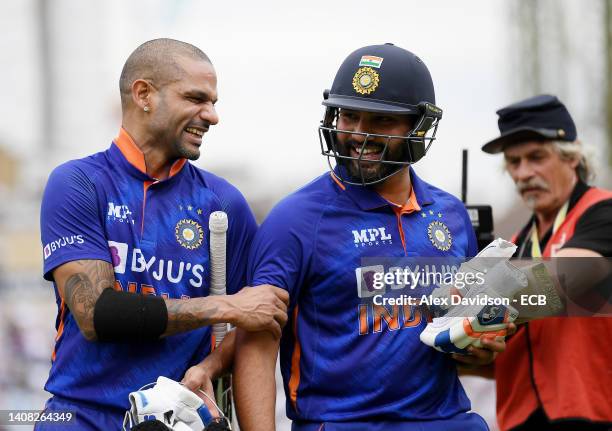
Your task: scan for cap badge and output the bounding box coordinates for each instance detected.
[352,67,380,95]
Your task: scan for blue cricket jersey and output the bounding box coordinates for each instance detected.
[40,128,256,412]
[248,168,482,429]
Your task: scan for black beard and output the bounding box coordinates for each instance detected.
[173,140,200,161]
[334,138,409,183]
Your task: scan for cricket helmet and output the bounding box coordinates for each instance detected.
[319,43,443,185]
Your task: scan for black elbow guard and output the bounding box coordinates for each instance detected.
[93,288,168,342]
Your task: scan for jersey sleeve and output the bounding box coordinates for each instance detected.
[219,186,258,295]
[247,198,315,300]
[40,162,112,281]
[562,199,612,257]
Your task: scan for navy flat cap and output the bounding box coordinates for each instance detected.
[482,94,577,154]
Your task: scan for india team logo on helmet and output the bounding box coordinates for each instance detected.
[175,219,204,250]
[352,67,380,95]
[428,221,452,251]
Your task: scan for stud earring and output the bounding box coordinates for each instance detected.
[144,106,150,112]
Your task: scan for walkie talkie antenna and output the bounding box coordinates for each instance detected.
[461,149,468,204]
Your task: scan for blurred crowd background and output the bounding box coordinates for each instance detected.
[0,1,611,430]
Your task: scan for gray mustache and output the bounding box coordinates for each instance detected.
[516,178,550,193]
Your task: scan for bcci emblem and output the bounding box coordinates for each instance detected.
[352,67,380,95]
[428,221,452,251]
[175,219,204,250]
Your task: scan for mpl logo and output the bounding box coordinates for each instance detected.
[107,202,134,224]
[352,227,392,247]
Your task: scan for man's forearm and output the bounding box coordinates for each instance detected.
[163,296,232,337]
[234,329,279,431]
[201,330,236,380]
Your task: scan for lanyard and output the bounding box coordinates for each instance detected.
[528,201,569,258]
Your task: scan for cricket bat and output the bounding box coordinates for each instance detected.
[209,211,234,427]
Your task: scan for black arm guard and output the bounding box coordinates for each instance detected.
[131,419,171,430]
[93,288,168,342]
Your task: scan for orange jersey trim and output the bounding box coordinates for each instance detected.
[169,159,187,177]
[391,188,420,253]
[329,172,346,191]
[114,128,147,173]
[142,180,155,235]
[114,127,187,178]
[404,187,421,213]
[393,207,407,251]
[51,299,67,361]
[288,306,302,412]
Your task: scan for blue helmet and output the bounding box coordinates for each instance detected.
[319,43,443,185]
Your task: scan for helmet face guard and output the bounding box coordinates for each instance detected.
[318,101,442,186]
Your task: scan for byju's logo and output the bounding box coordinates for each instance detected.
[352,227,392,247]
[107,202,134,224]
[43,235,85,260]
[355,265,385,298]
[106,241,206,287]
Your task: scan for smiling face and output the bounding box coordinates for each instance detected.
[147,57,219,160]
[334,109,415,183]
[504,141,578,213]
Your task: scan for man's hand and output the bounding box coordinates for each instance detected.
[182,363,218,417]
[452,322,516,366]
[182,330,235,419]
[164,285,288,338]
[224,285,289,338]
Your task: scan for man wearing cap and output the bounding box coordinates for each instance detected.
[233,44,510,431]
[482,94,612,430]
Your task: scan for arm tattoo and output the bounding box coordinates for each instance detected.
[63,260,114,340]
[163,298,219,337]
[61,259,221,338]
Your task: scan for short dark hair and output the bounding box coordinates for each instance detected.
[119,38,211,108]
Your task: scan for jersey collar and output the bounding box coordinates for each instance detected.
[112,127,187,180]
[332,166,434,211]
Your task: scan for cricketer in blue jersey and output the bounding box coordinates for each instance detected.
[37,39,288,431]
[234,44,509,431]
